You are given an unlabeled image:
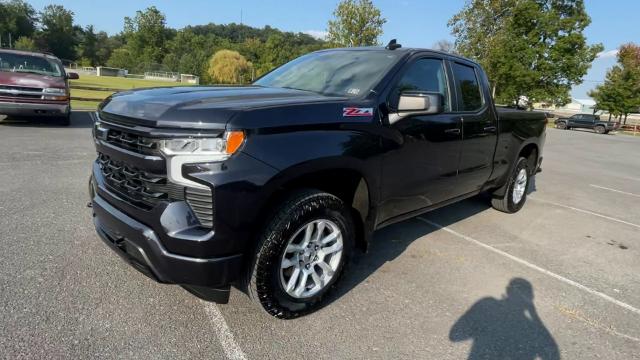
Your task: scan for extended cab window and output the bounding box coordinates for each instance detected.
[392,58,450,111]
[452,63,483,111]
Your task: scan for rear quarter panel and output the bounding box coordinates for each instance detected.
[489,108,546,188]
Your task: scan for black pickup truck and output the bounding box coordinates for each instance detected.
[89,44,546,318]
[554,113,618,134]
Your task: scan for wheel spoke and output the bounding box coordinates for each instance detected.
[316,261,335,277]
[301,222,314,248]
[285,244,303,253]
[281,257,297,269]
[320,231,338,245]
[320,242,343,256]
[310,269,323,290]
[293,271,309,297]
[314,221,326,242]
[285,267,301,293]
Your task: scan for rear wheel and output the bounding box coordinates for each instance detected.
[595,125,606,134]
[246,189,354,319]
[491,157,531,213]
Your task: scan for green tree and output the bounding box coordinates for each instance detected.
[13,36,35,51]
[38,4,78,59]
[589,44,640,124]
[77,25,98,66]
[0,0,37,46]
[123,6,169,71]
[449,0,603,106]
[327,0,386,47]
[107,47,134,69]
[207,49,251,84]
[95,31,123,66]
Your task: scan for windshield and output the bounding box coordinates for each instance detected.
[0,52,63,77]
[255,50,401,97]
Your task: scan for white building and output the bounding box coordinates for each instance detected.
[563,98,597,113]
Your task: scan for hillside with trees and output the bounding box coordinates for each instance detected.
[0,1,331,83]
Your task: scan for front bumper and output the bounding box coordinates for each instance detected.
[91,191,243,302]
[0,100,69,117]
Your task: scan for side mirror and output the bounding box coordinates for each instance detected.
[67,72,79,80]
[389,91,444,124]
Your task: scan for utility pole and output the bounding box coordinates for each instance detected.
[8,33,11,48]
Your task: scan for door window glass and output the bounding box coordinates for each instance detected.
[452,63,483,111]
[393,58,449,111]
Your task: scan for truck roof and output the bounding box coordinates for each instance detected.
[0,48,61,61]
[315,46,480,67]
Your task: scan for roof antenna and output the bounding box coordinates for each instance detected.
[385,39,401,50]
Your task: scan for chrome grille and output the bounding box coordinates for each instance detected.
[185,187,214,228]
[105,129,159,155]
[0,84,44,99]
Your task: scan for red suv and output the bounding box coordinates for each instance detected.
[0,49,78,125]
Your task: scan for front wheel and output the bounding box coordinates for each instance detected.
[491,157,531,213]
[246,189,354,319]
[55,113,71,126]
[556,122,567,130]
[595,125,606,134]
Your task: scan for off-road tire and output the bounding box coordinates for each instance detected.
[246,189,354,319]
[491,157,531,213]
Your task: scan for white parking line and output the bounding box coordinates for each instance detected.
[590,184,640,198]
[202,301,247,360]
[529,197,640,229]
[416,217,640,317]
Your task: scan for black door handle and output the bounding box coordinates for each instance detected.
[444,128,461,135]
[483,126,497,133]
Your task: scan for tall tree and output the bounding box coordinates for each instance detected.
[449,0,603,106]
[207,49,251,84]
[327,0,386,47]
[589,44,640,124]
[0,0,37,47]
[77,25,98,66]
[38,4,77,59]
[123,6,169,70]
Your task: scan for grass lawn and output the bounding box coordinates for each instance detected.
[69,74,191,110]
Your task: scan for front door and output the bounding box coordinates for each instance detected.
[450,61,497,195]
[379,57,463,222]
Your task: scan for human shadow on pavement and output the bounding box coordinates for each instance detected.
[0,110,94,129]
[449,278,560,360]
[323,195,493,307]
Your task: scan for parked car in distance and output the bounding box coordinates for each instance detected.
[89,43,546,318]
[554,113,618,134]
[0,49,78,125]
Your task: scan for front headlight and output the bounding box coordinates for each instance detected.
[159,131,245,156]
[44,88,66,94]
[159,131,245,188]
[43,87,68,100]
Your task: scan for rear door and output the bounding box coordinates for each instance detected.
[451,61,497,195]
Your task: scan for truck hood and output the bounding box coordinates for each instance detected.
[99,86,350,130]
[0,71,66,88]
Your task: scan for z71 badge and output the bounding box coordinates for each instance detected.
[343,107,374,117]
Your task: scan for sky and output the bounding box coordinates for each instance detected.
[27,0,640,99]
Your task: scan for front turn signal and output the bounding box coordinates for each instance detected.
[225,130,245,155]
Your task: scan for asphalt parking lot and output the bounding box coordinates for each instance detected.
[1,112,639,359]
